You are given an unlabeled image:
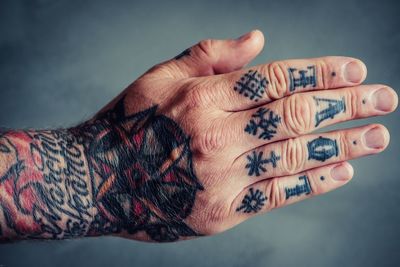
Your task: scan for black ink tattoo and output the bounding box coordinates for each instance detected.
[234,70,269,102]
[320,176,325,181]
[285,175,312,199]
[362,99,366,104]
[353,140,357,145]
[245,151,280,176]
[314,96,346,127]
[174,48,191,60]
[244,108,281,140]
[307,136,339,162]
[331,72,336,77]
[236,188,267,213]
[288,66,316,92]
[77,95,204,242]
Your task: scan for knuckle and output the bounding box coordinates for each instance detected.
[264,62,288,100]
[197,39,216,59]
[184,82,210,109]
[282,138,306,174]
[192,121,226,155]
[265,178,283,210]
[282,95,313,136]
[346,89,358,120]
[339,131,352,159]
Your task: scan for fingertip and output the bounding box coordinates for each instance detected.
[330,161,354,182]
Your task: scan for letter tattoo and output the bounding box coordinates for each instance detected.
[314,96,346,127]
[307,136,339,162]
[288,66,317,92]
[285,175,312,199]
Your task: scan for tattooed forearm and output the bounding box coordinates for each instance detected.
[288,66,316,92]
[234,70,269,102]
[174,48,191,60]
[0,95,203,242]
[307,136,339,162]
[245,108,281,140]
[314,96,346,127]
[285,175,312,199]
[236,188,266,213]
[246,151,280,177]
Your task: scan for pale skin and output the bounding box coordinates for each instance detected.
[0,30,397,242]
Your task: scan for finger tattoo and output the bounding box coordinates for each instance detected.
[314,96,346,127]
[236,188,267,213]
[234,70,269,102]
[284,175,312,199]
[307,136,339,162]
[245,151,280,177]
[288,65,317,92]
[244,108,281,140]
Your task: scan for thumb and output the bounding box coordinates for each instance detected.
[159,30,265,79]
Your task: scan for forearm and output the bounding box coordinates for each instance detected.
[0,127,99,241]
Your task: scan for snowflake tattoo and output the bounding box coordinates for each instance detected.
[245,151,280,176]
[234,70,269,102]
[236,188,267,213]
[244,108,281,140]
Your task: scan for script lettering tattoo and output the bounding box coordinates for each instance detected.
[174,48,191,60]
[285,175,312,199]
[307,136,339,162]
[0,130,92,240]
[236,188,266,213]
[245,108,281,140]
[76,96,203,242]
[288,66,316,92]
[234,70,269,102]
[314,96,346,127]
[246,151,280,176]
[0,96,203,242]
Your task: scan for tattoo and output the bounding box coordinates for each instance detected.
[288,66,316,92]
[331,72,336,77]
[236,188,266,213]
[0,95,203,242]
[362,99,366,104]
[244,108,281,140]
[174,48,191,60]
[314,96,346,127]
[353,140,357,145]
[307,136,339,162]
[320,176,325,181]
[245,151,280,177]
[0,130,92,239]
[285,175,312,199]
[234,70,269,102]
[77,96,203,242]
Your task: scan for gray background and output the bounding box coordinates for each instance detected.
[0,0,399,266]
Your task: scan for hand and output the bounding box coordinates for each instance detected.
[0,30,397,242]
[80,30,397,241]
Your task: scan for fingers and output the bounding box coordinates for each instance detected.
[205,56,367,111]
[232,161,353,222]
[230,124,389,190]
[155,30,264,79]
[230,84,397,152]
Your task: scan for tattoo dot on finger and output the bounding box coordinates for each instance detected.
[331,71,336,77]
[320,176,325,181]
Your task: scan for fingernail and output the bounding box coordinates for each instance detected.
[363,127,385,149]
[373,87,395,112]
[236,31,252,42]
[331,164,351,181]
[344,61,364,83]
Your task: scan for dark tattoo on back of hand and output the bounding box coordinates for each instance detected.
[174,48,191,60]
[244,108,281,140]
[288,66,316,92]
[314,96,346,127]
[77,95,204,242]
[234,70,269,102]
[246,151,280,176]
[236,188,267,213]
[285,175,312,199]
[307,136,338,162]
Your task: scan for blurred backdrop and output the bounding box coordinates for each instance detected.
[0,0,399,266]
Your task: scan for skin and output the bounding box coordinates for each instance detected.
[0,30,397,242]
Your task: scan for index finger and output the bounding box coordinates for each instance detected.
[204,56,367,111]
